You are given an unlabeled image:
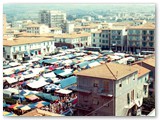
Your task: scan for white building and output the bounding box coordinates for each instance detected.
[50,27,62,34]
[26,24,49,34]
[3,37,56,60]
[54,32,91,48]
[39,10,66,28]
[66,22,75,34]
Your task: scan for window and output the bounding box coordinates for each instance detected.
[99,34,101,37]
[24,46,27,50]
[142,42,147,47]
[99,39,101,43]
[102,34,105,38]
[93,39,95,42]
[13,47,16,52]
[93,83,98,87]
[93,33,95,37]
[119,81,122,87]
[106,35,108,38]
[19,46,21,51]
[93,98,99,105]
[102,40,105,43]
[143,85,147,95]
[127,93,130,104]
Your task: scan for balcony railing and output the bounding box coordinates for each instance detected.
[75,87,92,94]
[76,104,93,111]
[97,88,113,97]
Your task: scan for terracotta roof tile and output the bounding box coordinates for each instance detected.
[75,62,138,80]
[132,64,151,78]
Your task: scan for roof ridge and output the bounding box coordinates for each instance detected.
[105,63,117,80]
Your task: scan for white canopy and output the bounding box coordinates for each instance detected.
[27,80,49,89]
[3,77,18,84]
[109,55,121,60]
[114,53,125,58]
[55,89,72,95]
[3,68,15,75]
[4,88,19,94]
[89,61,101,68]
[83,56,93,61]
[43,72,56,78]
[23,73,37,79]
[13,65,26,71]
[9,62,20,67]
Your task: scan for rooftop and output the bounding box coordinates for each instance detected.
[127,22,155,30]
[142,57,155,67]
[132,64,151,78]
[75,62,138,80]
[26,24,46,28]
[54,32,91,39]
[3,37,53,46]
[21,109,63,116]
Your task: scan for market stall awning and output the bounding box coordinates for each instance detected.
[43,72,56,78]
[25,94,40,101]
[77,61,89,68]
[30,50,35,55]
[36,93,59,102]
[3,111,17,116]
[27,80,49,89]
[24,51,29,56]
[43,58,58,64]
[54,69,64,75]
[3,77,18,84]
[60,76,77,89]
[55,89,72,95]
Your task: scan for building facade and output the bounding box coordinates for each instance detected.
[54,32,91,48]
[39,10,66,28]
[127,23,155,53]
[3,37,56,60]
[75,63,150,116]
[26,24,49,34]
[91,27,127,51]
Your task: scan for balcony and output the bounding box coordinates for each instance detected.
[76,104,93,111]
[97,88,113,97]
[75,87,92,94]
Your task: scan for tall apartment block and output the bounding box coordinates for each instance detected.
[127,23,155,53]
[91,27,127,52]
[39,10,66,28]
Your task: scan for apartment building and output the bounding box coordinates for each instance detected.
[127,23,155,53]
[50,27,62,34]
[91,26,127,51]
[134,57,155,95]
[39,10,66,28]
[75,63,150,116]
[26,24,49,34]
[54,32,91,48]
[3,37,55,60]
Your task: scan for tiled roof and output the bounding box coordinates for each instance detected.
[142,57,155,67]
[132,64,151,78]
[75,62,138,80]
[3,37,53,46]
